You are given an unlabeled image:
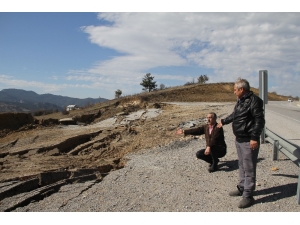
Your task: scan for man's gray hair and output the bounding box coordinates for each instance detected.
[208,112,217,119]
[235,77,250,92]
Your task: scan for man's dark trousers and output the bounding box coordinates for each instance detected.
[235,141,260,198]
[196,145,226,165]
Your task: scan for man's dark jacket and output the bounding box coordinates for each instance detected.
[221,91,265,143]
[184,123,226,148]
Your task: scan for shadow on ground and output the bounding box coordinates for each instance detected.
[255,182,298,204]
[219,157,266,172]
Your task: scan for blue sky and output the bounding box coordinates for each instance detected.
[1,1,300,100]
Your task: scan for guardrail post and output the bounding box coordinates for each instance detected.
[265,127,300,204]
[259,70,268,144]
[297,162,300,205]
[261,120,266,144]
[273,140,279,160]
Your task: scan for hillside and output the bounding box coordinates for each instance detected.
[0,82,293,182]
[0,82,298,212]
[0,101,62,113]
[34,82,290,121]
[0,89,109,113]
[0,81,298,212]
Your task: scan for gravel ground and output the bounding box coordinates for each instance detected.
[13,103,300,212]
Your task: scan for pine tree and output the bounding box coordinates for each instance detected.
[197,75,209,84]
[115,89,122,98]
[140,73,157,92]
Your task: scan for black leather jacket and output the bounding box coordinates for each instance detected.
[221,91,265,143]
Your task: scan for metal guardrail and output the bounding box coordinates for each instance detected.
[265,127,300,204]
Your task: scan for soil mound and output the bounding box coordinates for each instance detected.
[0,113,34,130]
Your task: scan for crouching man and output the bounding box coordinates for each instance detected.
[175,112,227,173]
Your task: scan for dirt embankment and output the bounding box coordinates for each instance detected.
[0,99,226,181]
[0,82,289,183]
[0,113,34,130]
[0,83,291,211]
[0,101,236,211]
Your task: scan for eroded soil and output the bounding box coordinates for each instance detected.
[0,102,233,182]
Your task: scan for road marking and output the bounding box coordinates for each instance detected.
[266,109,300,123]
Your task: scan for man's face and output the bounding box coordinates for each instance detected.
[234,84,244,99]
[207,114,216,125]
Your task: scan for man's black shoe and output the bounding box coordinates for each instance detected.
[229,186,243,196]
[207,159,219,172]
[238,197,254,208]
[207,165,218,173]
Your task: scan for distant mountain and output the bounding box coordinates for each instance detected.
[0,100,63,113]
[0,89,109,113]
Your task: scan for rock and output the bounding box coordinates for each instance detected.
[44,148,60,156]
[116,112,129,116]
[39,118,59,126]
[271,167,279,171]
[59,118,76,125]
[148,103,161,109]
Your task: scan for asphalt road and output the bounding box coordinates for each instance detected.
[165,101,300,147]
[265,101,300,147]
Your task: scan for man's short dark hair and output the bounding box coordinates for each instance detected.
[208,112,217,119]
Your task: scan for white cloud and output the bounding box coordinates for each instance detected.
[75,12,300,97]
[4,0,299,13]
[3,12,290,99]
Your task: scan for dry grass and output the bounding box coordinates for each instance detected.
[35,82,290,121]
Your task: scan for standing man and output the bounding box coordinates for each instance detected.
[175,112,227,173]
[218,77,265,209]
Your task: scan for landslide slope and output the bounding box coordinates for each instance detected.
[0,82,288,182]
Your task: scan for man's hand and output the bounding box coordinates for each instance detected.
[204,146,211,155]
[175,128,184,135]
[217,120,223,128]
[250,140,258,150]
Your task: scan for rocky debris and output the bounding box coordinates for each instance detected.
[59,118,76,125]
[0,139,18,151]
[0,102,229,211]
[117,97,144,109]
[141,108,163,120]
[44,148,60,156]
[0,177,39,201]
[0,168,105,212]
[90,117,117,128]
[115,111,129,116]
[67,130,122,156]
[151,102,162,108]
[0,130,104,157]
[119,110,146,125]
[0,126,126,182]
[118,108,162,126]
[39,118,59,126]
[178,118,206,129]
[39,171,71,186]
[72,111,101,124]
